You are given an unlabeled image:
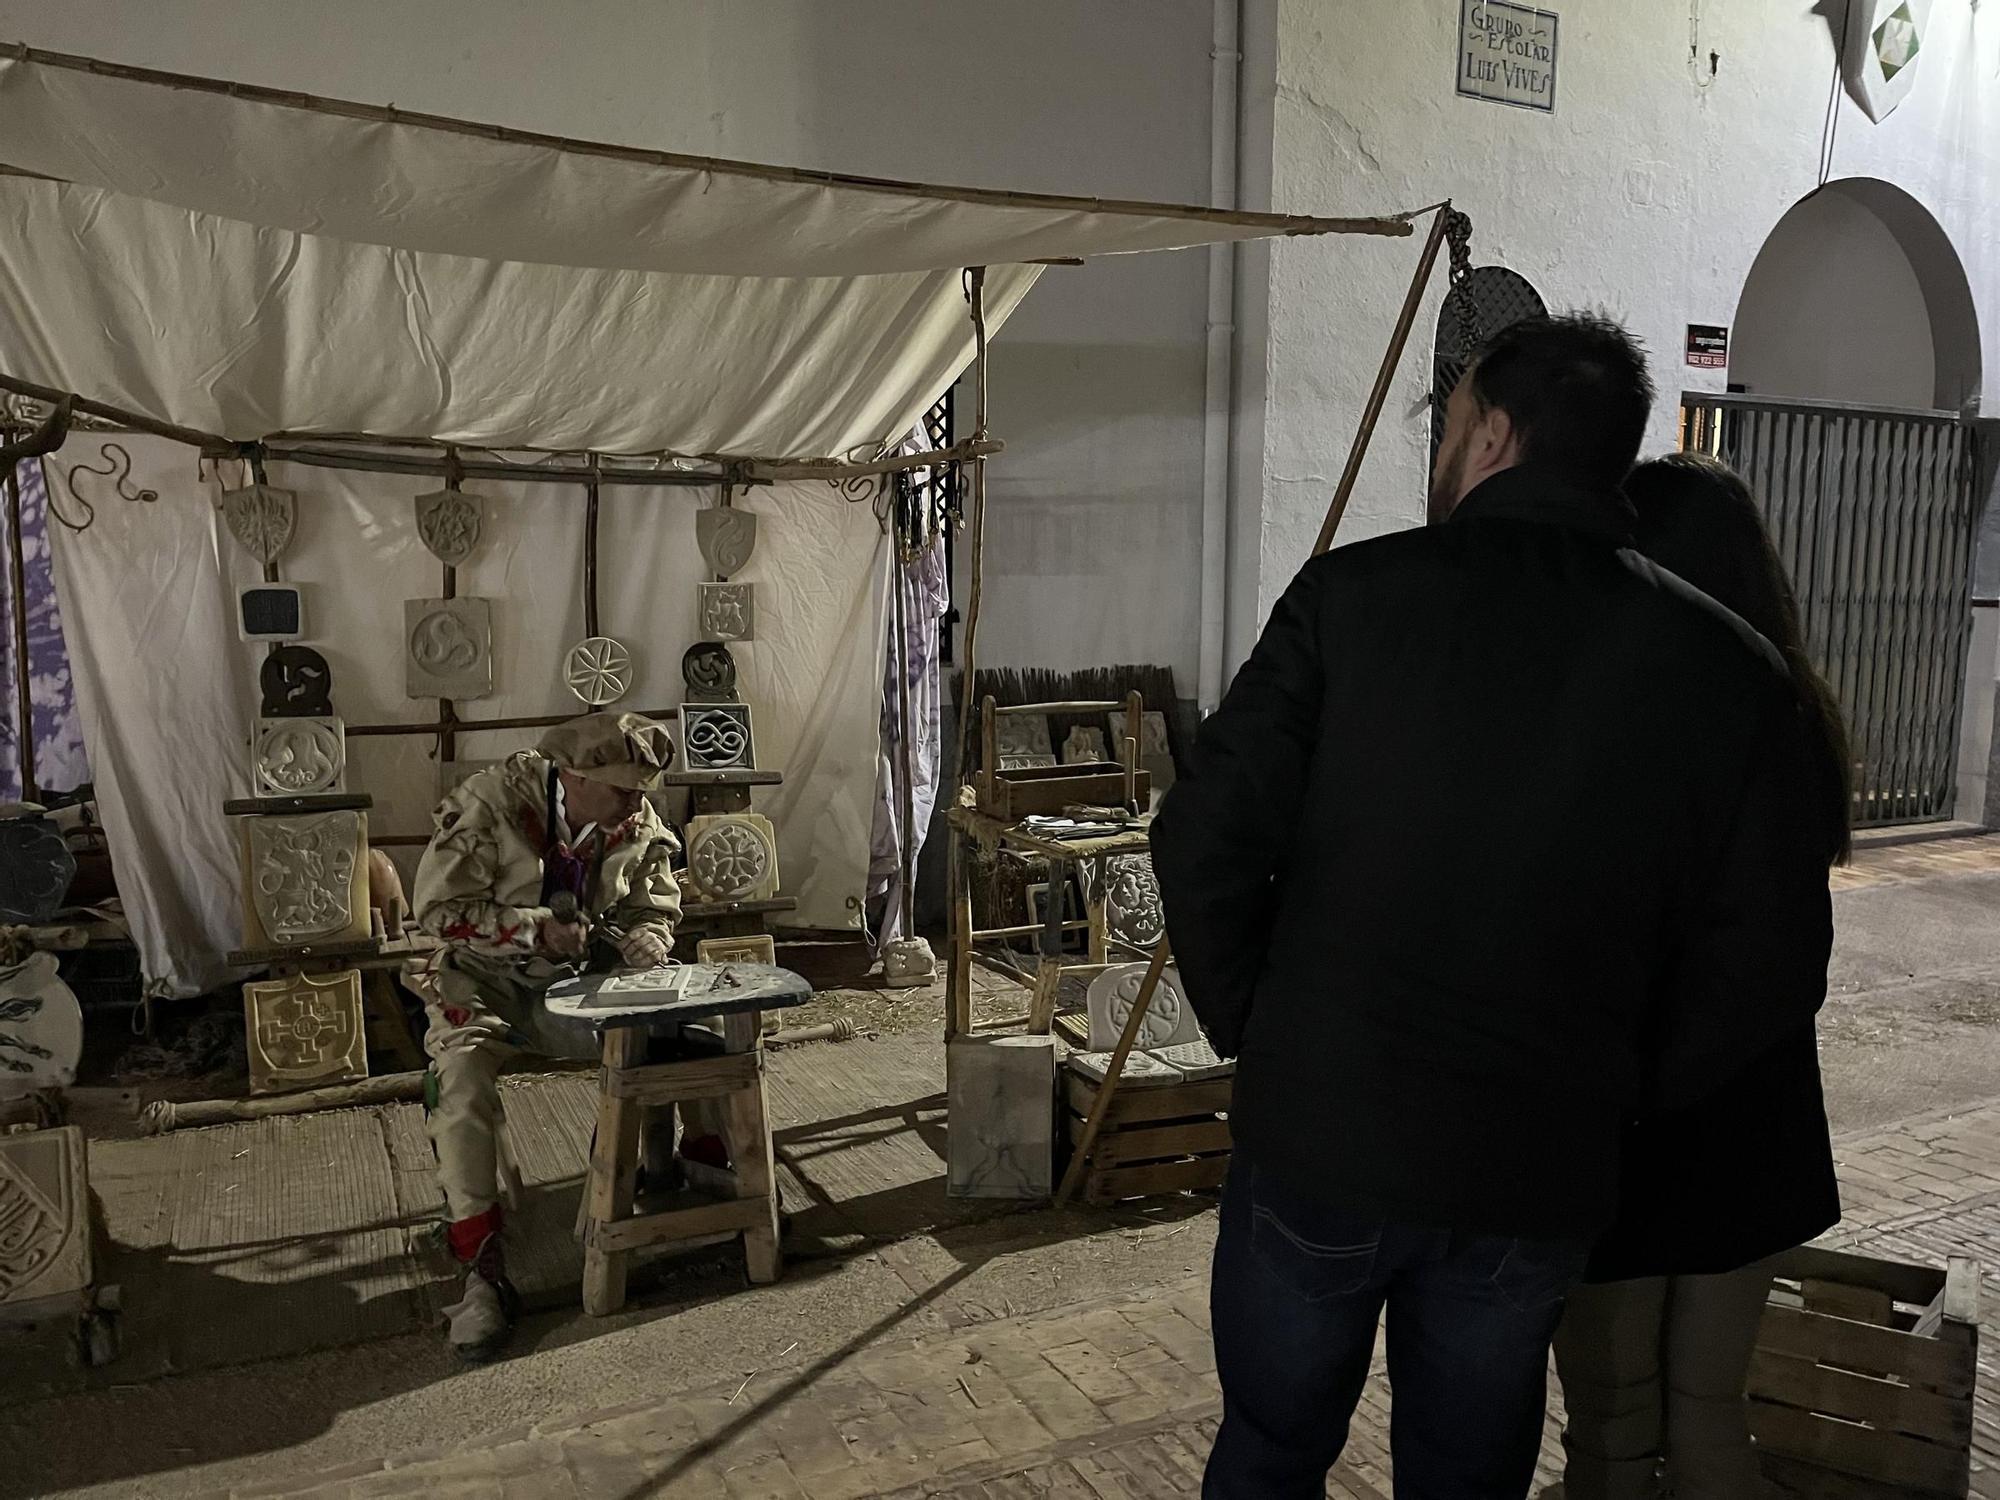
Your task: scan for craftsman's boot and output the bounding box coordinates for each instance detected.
[678,1132,737,1197]
[442,1210,520,1363]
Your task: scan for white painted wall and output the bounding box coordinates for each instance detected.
[1731,188,1938,410]
[0,0,1221,692]
[1241,0,2000,636]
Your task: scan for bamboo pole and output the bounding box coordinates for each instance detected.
[6,45,1417,245]
[1056,937,1173,1207]
[1312,202,1456,556]
[3,465,35,802]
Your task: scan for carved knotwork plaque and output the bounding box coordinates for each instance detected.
[220,483,296,565]
[243,969,367,1094]
[414,487,483,566]
[1085,962,1197,1052]
[244,810,365,947]
[682,641,739,703]
[696,506,758,578]
[252,717,346,796]
[685,813,779,902]
[697,582,754,643]
[678,703,754,772]
[405,597,494,700]
[260,645,335,718]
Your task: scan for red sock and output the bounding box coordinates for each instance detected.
[448,1204,505,1262]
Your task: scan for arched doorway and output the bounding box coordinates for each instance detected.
[1685,180,1983,827]
[1730,178,1980,412]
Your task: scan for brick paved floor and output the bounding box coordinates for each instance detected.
[1832,830,2000,893]
[190,1095,2000,1499]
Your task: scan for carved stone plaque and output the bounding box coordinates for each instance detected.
[241,809,370,949]
[696,507,758,578]
[1100,853,1165,952]
[414,487,483,566]
[0,817,75,924]
[564,636,632,707]
[995,713,1052,762]
[697,935,777,967]
[220,483,297,565]
[682,641,740,703]
[678,703,754,772]
[260,645,335,718]
[243,968,367,1094]
[0,952,83,1101]
[685,813,780,902]
[1085,962,1196,1052]
[0,1126,89,1307]
[405,597,494,700]
[1062,725,1109,765]
[698,582,755,643]
[252,717,346,796]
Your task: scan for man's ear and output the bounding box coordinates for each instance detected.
[1473,404,1517,468]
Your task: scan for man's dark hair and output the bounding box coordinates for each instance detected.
[1468,313,1655,489]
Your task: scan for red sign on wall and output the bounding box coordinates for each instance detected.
[1686,324,1730,369]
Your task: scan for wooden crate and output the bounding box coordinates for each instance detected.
[1751,1245,1979,1499]
[1063,1068,1231,1205]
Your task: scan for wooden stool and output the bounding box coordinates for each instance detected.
[548,963,811,1317]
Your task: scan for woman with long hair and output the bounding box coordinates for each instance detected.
[1550,452,1851,1500]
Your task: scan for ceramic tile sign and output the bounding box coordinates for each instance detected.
[1457,0,1558,114]
[405,597,494,699]
[243,969,367,1094]
[252,717,345,796]
[679,703,754,773]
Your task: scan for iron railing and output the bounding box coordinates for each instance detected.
[1680,393,1983,827]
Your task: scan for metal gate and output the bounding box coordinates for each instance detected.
[1680,393,1983,827]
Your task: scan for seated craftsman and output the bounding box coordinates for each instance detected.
[406,710,733,1361]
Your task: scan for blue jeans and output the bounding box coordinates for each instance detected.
[1205,1158,1588,1499]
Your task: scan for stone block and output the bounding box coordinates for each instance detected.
[947,1034,1054,1199]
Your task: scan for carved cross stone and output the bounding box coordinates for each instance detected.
[685,813,780,902]
[243,970,367,1094]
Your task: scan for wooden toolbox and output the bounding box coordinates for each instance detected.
[1751,1245,1979,1498]
[977,762,1151,821]
[1063,1068,1231,1205]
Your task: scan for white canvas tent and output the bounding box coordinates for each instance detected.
[0,46,1417,997]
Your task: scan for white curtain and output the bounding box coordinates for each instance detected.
[48,439,886,997]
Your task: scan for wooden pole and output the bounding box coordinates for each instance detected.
[584,459,601,638]
[945,267,991,1041]
[1312,202,1455,556]
[890,539,920,943]
[1056,937,1173,1207]
[2,464,35,803]
[0,370,232,453]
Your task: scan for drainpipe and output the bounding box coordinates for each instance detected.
[1197,0,1241,715]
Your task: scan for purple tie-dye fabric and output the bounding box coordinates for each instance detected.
[0,458,91,801]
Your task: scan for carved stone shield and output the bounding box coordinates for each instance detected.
[0,1126,85,1303]
[682,642,739,702]
[696,507,758,578]
[247,811,361,945]
[414,488,483,566]
[220,483,296,565]
[244,969,367,1094]
[260,645,335,717]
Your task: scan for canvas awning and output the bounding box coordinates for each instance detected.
[0,46,1415,460]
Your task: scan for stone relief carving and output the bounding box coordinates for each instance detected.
[696,507,758,578]
[1085,962,1197,1052]
[220,483,296,565]
[682,641,740,702]
[405,597,494,699]
[697,582,755,643]
[252,717,346,796]
[260,645,335,718]
[0,952,83,1100]
[1062,725,1109,765]
[995,713,1052,762]
[685,813,779,902]
[678,703,754,772]
[0,1126,85,1305]
[0,817,75,925]
[564,636,632,706]
[246,810,363,946]
[1100,853,1165,952]
[243,969,367,1094]
[414,487,483,566]
[696,935,776,967]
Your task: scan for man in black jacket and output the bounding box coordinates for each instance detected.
[1151,315,1832,1498]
